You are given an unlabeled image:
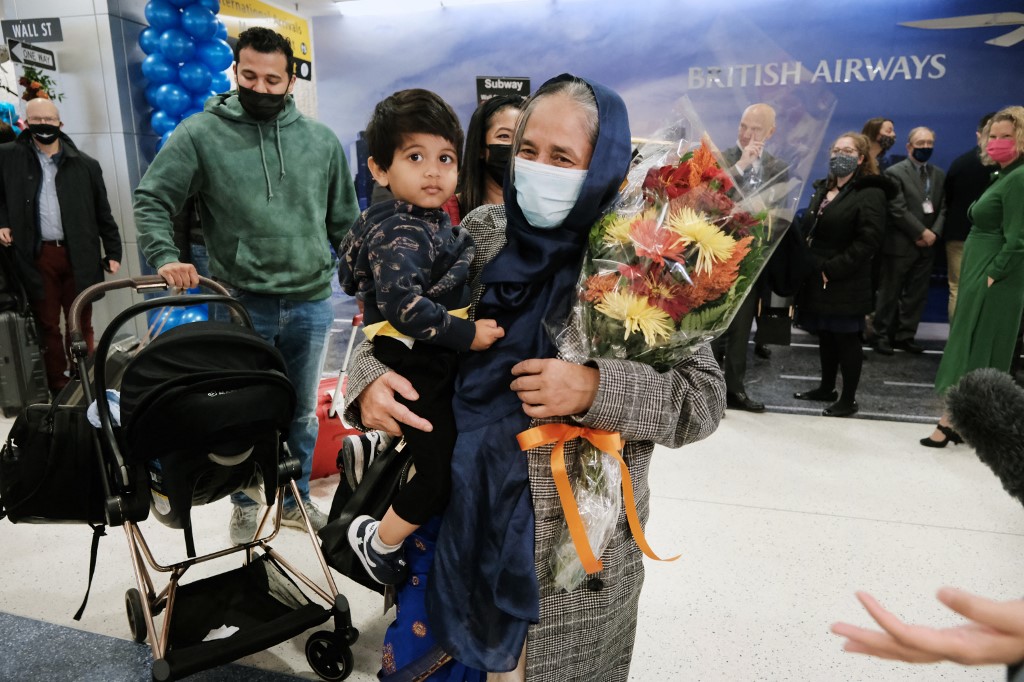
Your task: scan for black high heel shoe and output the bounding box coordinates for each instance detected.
[920,424,964,448]
[793,387,839,401]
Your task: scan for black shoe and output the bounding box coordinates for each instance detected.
[823,400,858,417]
[874,339,894,356]
[726,391,766,413]
[920,423,963,448]
[894,339,925,354]
[793,387,839,401]
[754,343,772,359]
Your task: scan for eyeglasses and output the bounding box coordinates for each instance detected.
[831,147,858,156]
[27,117,59,125]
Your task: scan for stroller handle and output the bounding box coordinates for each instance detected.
[70,275,231,342]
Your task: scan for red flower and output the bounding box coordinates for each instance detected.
[630,266,693,321]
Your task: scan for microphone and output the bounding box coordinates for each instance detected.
[947,368,1024,505]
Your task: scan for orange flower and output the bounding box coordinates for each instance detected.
[583,272,619,303]
[687,140,718,188]
[674,235,753,310]
[630,216,687,264]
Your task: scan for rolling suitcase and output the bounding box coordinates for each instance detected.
[0,310,50,417]
[310,314,363,480]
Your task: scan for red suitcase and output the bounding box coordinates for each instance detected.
[311,314,363,480]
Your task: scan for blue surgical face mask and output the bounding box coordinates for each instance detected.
[513,157,588,229]
[911,147,933,163]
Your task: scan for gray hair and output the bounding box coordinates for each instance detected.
[511,77,598,157]
[906,126,935,144]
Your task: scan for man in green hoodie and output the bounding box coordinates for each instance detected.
[134,27,359,543]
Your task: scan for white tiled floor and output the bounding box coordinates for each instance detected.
[2,409,1021,681]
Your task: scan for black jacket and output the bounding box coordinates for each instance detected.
[944,147,992,243]
[797,173,895,317]
[0,133,122,301]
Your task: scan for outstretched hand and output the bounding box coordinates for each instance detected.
[831,589,1024,666]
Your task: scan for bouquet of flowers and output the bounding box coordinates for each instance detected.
[19,67,63,102]
[546,135,789,591]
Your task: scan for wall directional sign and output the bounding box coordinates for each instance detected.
[7,39,56,72]
[1,18,62,43]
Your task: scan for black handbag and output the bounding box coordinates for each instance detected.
[318,437,412,595]
[0,401,106,524]
[754,293,795,347]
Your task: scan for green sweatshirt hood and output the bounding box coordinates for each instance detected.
[206,91,301,202]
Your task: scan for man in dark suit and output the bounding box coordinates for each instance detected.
[714,103,789,412]
[873,127,946,355]
[0,98,122,393]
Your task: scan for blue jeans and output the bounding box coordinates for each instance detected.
[228,291,333,509]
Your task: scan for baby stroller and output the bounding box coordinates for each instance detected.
[70,276,358,682]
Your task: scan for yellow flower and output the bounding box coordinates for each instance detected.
[667,206,735,275]
[602,213,635,246]
[594,290,674,346]
[603,208,655,247]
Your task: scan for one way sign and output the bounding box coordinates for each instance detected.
[7,39,55,71]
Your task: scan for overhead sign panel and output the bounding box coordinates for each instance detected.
[1,18,62,43]
[7,39,56,71]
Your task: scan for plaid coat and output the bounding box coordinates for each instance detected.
[345,204,726,681]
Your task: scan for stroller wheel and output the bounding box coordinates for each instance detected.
[305,630,354,681]
[125,588,148,643]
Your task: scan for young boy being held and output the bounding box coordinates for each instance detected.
[338,89,504,585]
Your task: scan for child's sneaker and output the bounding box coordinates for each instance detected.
[340,431,392,489]
[347,515,408,585]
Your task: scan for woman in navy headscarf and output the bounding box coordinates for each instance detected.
[347,74,726,681]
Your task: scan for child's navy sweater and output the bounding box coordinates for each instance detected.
[338,200,476,350]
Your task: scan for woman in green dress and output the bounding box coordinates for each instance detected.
[923,106,1024,447]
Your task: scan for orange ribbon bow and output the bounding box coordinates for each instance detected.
[517,423,679,575]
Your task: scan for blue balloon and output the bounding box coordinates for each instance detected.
[139,27,162,55]
[178,105,203,121]
[141,53,179,85]
[214,21,227,41]
[181,5,218,40]
[178,305,209,324]
[144,0,181,32]
[151,109,177,135]
[178,61,212,93]
[210,71,231,93]
[155,83,191,116]
[157,129,175,152]
[159,28,196,63]
[198,0,220,12]
[167,0,195,6]
[192,90,216,110]
[145,83,163,108]
[195,39,233,72]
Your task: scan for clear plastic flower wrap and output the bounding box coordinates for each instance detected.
[547,440,623,593]
[543,102,822,591]
[554,134,788,372]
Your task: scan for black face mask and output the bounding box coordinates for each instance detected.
[484,144,512,185]
[911,147,934,163]
[29,123,60,145]
[237,85,287,121]
[878,134,896,151]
